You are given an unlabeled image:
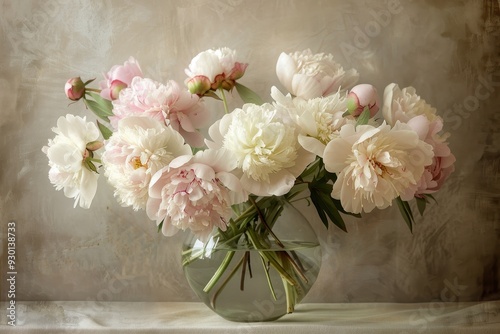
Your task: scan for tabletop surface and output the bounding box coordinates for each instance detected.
[1,301,499,333]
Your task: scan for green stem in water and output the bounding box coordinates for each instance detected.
[203,250,235,293]
[210,253,246,309]
[279,252,296,313]
[260,256,277,301]
[246,229,297,287]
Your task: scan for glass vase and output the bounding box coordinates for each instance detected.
[182,199,321,322]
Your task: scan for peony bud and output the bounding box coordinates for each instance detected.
[109,80,127,100]
[228,62,248,81]
[86,140,104,152]
[346,84,380,117]
[65,77,86,101]
[187,75,212,95]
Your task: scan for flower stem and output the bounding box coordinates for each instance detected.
[85,88,102,93]
[248,196,285,248]
[219,88,230,114]
[203,250,235,293]
[210,253,245,309]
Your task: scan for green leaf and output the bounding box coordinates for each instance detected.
[309,184,348,232]
[157,220,163,233]
[425,194,438,204]
[396,197,414,232]
[235,83,264,105]
[84,92,113,122]
[84,159,98,173]
[310,190,329,229]
[96,120,113,140]
[204,90,222,101]
[83,78,96,86]
[355,107,370,127]
[332,198,361,218]
[317,191,347,232]
[415,196,427,216]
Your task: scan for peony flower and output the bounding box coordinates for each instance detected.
[276,49,359,100]
[100,56,143,100]
[42,114,100,208]
[64,77,86,101]
[101,116,192,211]
[206,103,315,196]
[346,84,380,117]
[271,86,349,157]
[382,83,438,125]
[110,77,210,147]
[323,122,434,214]
[147,149,247,241]
[400,115,455,200]
[185,47,248,95]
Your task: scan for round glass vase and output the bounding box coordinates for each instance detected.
[181,199,321,322]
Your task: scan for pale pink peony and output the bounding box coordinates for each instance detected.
[276,49,359,99]
[110,77,210,147]
[323,122,434,214]
[382,84,455,199]
[185,47,248,95]
[147,149,247,241]
[400,115,455,200]
[382,83,438,125]
[206,102,315,196]
[42,114,100,208]
[101,116,192,211]
[346,84,380,117]
[100,56,144,100]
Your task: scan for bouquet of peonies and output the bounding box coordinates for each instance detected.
[43,48,455,314]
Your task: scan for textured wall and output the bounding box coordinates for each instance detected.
[0,0,499,304]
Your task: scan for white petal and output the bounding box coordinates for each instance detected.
[276,52,297,94]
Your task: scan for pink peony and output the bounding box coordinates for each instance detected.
[100,57,143,100]
[146,149,247,241]
[400,115,455,200]
[101,116,192,211]
[110,77,211,147]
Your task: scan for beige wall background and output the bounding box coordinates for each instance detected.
[0,0,499,304]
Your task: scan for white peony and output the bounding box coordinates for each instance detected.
[42,114,100,208]
[382,83,439,125]
[323,122,434,214]
[276,49,359,99]
[147,149,247,241]
[101,116,192,210]
[271,86,349,157]
[207,103,315,196]
[185,47,248,94]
